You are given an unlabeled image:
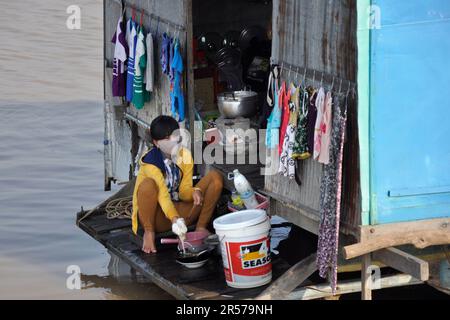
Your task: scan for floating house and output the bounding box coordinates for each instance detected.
[77,0,450,300]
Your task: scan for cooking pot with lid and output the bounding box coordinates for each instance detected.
[217,90,258,119]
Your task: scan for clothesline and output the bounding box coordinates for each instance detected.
[275,60,356,97]
[124,112,151,130]
[114,0,186,33]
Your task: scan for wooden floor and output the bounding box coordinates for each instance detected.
[77,207,292,300]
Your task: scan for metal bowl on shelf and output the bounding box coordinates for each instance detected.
[217,90,259,119]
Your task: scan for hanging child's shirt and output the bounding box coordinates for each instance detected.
[161,33,171,75]
[170,39,185,122]
[132,26,150,109]
[278,82,291,156]
[318,92,333,165]
[125,19,138,102]
[279,84,300,179]
[306,89,318,154]
[145,33,154,92]
[292,87,311,160]
[265,67,280,149]
[111,14,128,97]
[313,87,326,160]
[266,81,282,149]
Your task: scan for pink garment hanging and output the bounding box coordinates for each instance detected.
[318,91,333,165]
[279,82,291,156]
[313,88,326,160]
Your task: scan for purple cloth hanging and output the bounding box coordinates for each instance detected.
[111,14,128,97]
[169,37,175,82]
[160,33,170,75]
[316,94,348,293]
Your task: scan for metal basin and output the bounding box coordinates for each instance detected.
[217,90,258,119]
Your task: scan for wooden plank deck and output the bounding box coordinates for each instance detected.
[76,208,292,300]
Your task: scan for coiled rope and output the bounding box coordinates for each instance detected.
[105,196,133,220]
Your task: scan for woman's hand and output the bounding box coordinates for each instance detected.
[172,217,187,240]
[192,189,203,206]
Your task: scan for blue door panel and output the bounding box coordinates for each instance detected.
[370,0,450,224]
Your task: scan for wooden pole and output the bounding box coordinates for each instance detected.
[256,253,317,300]
[185,0,195,154]
[361,254,372,300]
[344,231,450,260]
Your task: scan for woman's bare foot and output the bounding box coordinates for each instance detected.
[142,231,157,254]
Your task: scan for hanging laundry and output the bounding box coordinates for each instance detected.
[111,13,128,97]
[258,65,277,129]
[313,88,326,160]
[266,66,278,108]
[265,80,282,149]
[132,25,150,109]
[279,84,299,179]
[170,39,185,122]
[144,32,154,92]
[125,18,138,102]
[289,84,300,132]
[306,88,318,155]
[292,87,311,160]
[264,65,279,137]
[278,82,291,156]
[316,95,347,294]
[169,37,175,82]
[318,92,333,165]
[160,33,171,75]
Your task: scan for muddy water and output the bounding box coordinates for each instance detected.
[0,0,171,299]
[1,0,448,301]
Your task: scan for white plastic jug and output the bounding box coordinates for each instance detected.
[229,169,259,209]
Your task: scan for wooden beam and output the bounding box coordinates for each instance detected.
[344,230,450,260]
[359,218,450,242]
[361,254,372,300]
[373,248,429,281]
[185,0,195,152]
[427,257,450,294]
[286,274,423,300]
[255,253,317,300]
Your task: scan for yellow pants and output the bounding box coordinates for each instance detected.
[137,170,223,232]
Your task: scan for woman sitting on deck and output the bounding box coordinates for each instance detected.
[132,115,223,254]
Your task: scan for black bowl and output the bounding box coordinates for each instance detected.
[175,249,213,264]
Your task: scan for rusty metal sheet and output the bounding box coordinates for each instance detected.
[267,0,360,232]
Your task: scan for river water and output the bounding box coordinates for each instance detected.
[1,0,448,301]
[0,0,171,299]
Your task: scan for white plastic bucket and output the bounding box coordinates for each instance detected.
[213,210,272,288]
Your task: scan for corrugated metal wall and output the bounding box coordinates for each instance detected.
[104,0,133,184]
[266,0,361,232]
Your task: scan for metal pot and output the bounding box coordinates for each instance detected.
[217,90,258,119]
